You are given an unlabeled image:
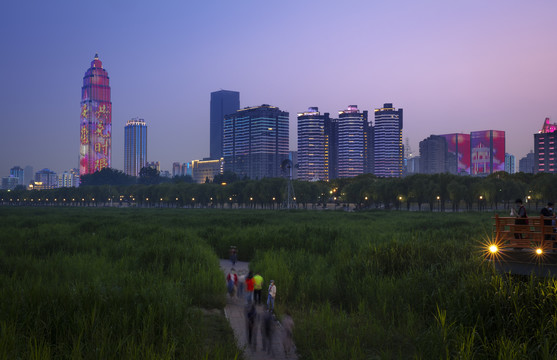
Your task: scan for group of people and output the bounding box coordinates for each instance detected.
[512,199,556,241]
[226,268,276,312]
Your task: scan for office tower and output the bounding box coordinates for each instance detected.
[35,169,58,190]
[124,118,147,177]
[9,166,24,185]
[182,163,190,177]
[519,151,535,173]
[79,54,112,176]
[297,107,330,181]
[439,133,471,174]
[191,158,223,183]
[374,103,403,177]
[289,151,298,180]
[210,90,240,160]
[470,130,505,175]
[24,166,33,186]
[407,156,420,174]
[327,118,339,179]
[337,105,367,178]
[223,104,289,179]
[172,162,181,177]
[419,135,448,174]
[505,153,516,174]
[535,118,557,174]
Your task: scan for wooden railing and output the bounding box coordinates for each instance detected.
[493,214,557,250]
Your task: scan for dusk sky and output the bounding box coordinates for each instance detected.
[1,0,556,176]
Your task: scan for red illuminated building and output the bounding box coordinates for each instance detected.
[535,118,557,174]
[79,54,112,176]
[470,130,505,175]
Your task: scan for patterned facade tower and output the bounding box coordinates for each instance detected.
[80,54,112,175]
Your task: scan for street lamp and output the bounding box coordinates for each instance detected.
[479,195,483,211]
[436,196,440,212]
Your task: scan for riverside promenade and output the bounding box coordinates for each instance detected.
[220,259,297,360]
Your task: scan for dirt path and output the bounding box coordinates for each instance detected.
[220,259,297,359]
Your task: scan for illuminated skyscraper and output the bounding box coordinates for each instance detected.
[124,118,147,177]
[535,118,557,174]
[337,105,367,178]
[210,90,240,160]
[374,103,403,177]
[79,54,112,175]
[297,107,330,181]
[223,104,289,179]
[439,133,471,174]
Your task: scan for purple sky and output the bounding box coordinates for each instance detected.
[1,0,556,176]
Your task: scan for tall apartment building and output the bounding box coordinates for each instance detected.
[297,107,330,181]
[210,90,240,160]
[505,153,516,174]
[80,54,112,175]
[223,105,289,179]
[535,118,557,174]
[337,105,367,178]
[470,130,505,175]
[58,169,80,188]
[124,118,147,177]
[374,103,403,177]
[419,135,448,174]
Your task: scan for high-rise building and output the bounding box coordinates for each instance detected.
[419,135,448,174]
[58,169,80,188]
[79,54,112,176]
[24,166,33,186]
[146,161,160,172]
[172,162,181,177]
[1,176,19,190]
[9,166,24,186]
[191,158,223,183]
[337,105,367,178]
[35,169,58,190]
[210,90,240,160]
[439,133,471,174]
[297,107,330,181]
[223,104,289,179]
[470,130,505,175]
[535,118,557,174]
[505,153,516,174]
[374,103,403,177]
[124,118,147,177]
[519,151,535,173]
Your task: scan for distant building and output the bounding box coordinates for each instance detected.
[439,133,471,174]
[80,54,112,175]
[24,166,33,186]
[9,166,24,185]
[210,90,240,160]
[124,118,147,177]
[297,107,330,181]
[58,169,80,188]
[419,135,448,174]
[289,151,298,180]
[191,158,223,183]
[406,156,420,175]
[223,104,289,179]
[337,105,367,178]
[172,162,181,177]
[470,130,505,175]
[182,163,191,177]
[535,118,557,174]
[374,103,403,177]
[519,151,535,173]
[505,153,516,174]
[35,169,58,190]
[1,176,19,190]
[146,161,160,172]
[160,170,171,178]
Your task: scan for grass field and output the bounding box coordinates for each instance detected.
[2,207,557,359]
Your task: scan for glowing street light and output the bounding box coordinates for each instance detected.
[536,248,543,255]
[489,245,498,254]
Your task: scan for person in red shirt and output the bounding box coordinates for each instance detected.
[245,271,254,304]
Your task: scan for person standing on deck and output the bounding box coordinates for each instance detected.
[267,280,276,312]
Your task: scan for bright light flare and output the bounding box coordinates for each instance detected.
[536,248,543,255]
[489,245,498,254]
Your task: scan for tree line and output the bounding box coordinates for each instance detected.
[2,170,556,211]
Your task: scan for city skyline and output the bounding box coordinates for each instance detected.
[1,1,556,175]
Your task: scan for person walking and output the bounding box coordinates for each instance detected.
[245,303,258,350]
[282,311,295,358]
[261,309,274,355]
[267,280,276,312]
[226,268,238,298]
[513,199,528,240]
[245,271,254,304]
[253,272,263,305]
